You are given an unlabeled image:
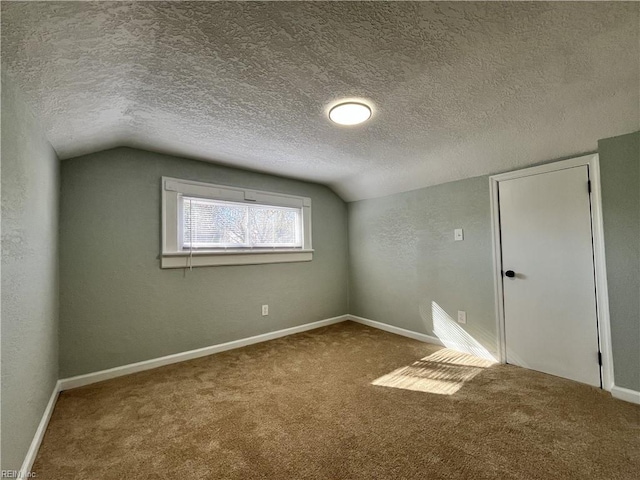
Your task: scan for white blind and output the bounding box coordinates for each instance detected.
[182,196,302,249]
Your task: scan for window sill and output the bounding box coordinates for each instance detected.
[161,249,314,269]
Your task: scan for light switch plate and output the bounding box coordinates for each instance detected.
[457,311,467,324]
[454,228,464,241]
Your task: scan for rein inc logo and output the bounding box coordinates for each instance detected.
[1,471,37,478]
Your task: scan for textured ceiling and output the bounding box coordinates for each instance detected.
[2,1,638,201]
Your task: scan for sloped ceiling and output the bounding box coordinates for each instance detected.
[2,1,638,201]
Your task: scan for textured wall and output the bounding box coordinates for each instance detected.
[2,2,638,201]
[59,147,348,377]
[598,132,640,391]
[1,73,59,471]
[348,176,497,358]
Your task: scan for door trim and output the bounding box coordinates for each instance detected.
[489,154,614,391]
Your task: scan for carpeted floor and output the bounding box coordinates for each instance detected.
[34,321,639,479]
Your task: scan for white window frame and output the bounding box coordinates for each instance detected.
[161,177,313,268]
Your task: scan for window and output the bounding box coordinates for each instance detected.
[182,198,302,249]
[161,177,312,268]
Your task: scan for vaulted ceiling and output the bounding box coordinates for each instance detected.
[2,2,638,201]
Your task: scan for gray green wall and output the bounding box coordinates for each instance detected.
[348,176,498,358]
[598,131,640,391]
[1,74,60,471]
[59,147,348,377]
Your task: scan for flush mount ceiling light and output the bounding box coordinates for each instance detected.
[328,102,372,126]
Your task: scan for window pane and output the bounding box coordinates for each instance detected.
[183,198,247,248]
[182,197,302,249]
[249,206,300,247]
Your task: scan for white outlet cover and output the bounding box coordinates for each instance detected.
[457,310,467,324]
[262,305,269,316]
[454,228,464,241]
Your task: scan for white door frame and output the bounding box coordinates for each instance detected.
[489,154,614,391]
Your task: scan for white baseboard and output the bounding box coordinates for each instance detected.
[18,380,61,480]
[348,315,444,347]
[611,385,640,404]
[59,314,349,391]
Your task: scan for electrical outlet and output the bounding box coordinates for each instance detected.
[457,310,467,324]
[262,305,269,316]
[454,228,464,241]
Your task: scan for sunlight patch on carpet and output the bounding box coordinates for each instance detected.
[372,349,496,395]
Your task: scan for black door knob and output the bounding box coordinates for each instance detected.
[505,270,516,278]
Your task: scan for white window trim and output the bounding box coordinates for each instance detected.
[161,177,313,268]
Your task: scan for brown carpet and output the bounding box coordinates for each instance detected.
[34,321,639,479]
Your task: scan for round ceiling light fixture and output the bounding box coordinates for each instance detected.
[328,101,372,126]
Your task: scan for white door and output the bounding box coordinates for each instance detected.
[499,165,601,387]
